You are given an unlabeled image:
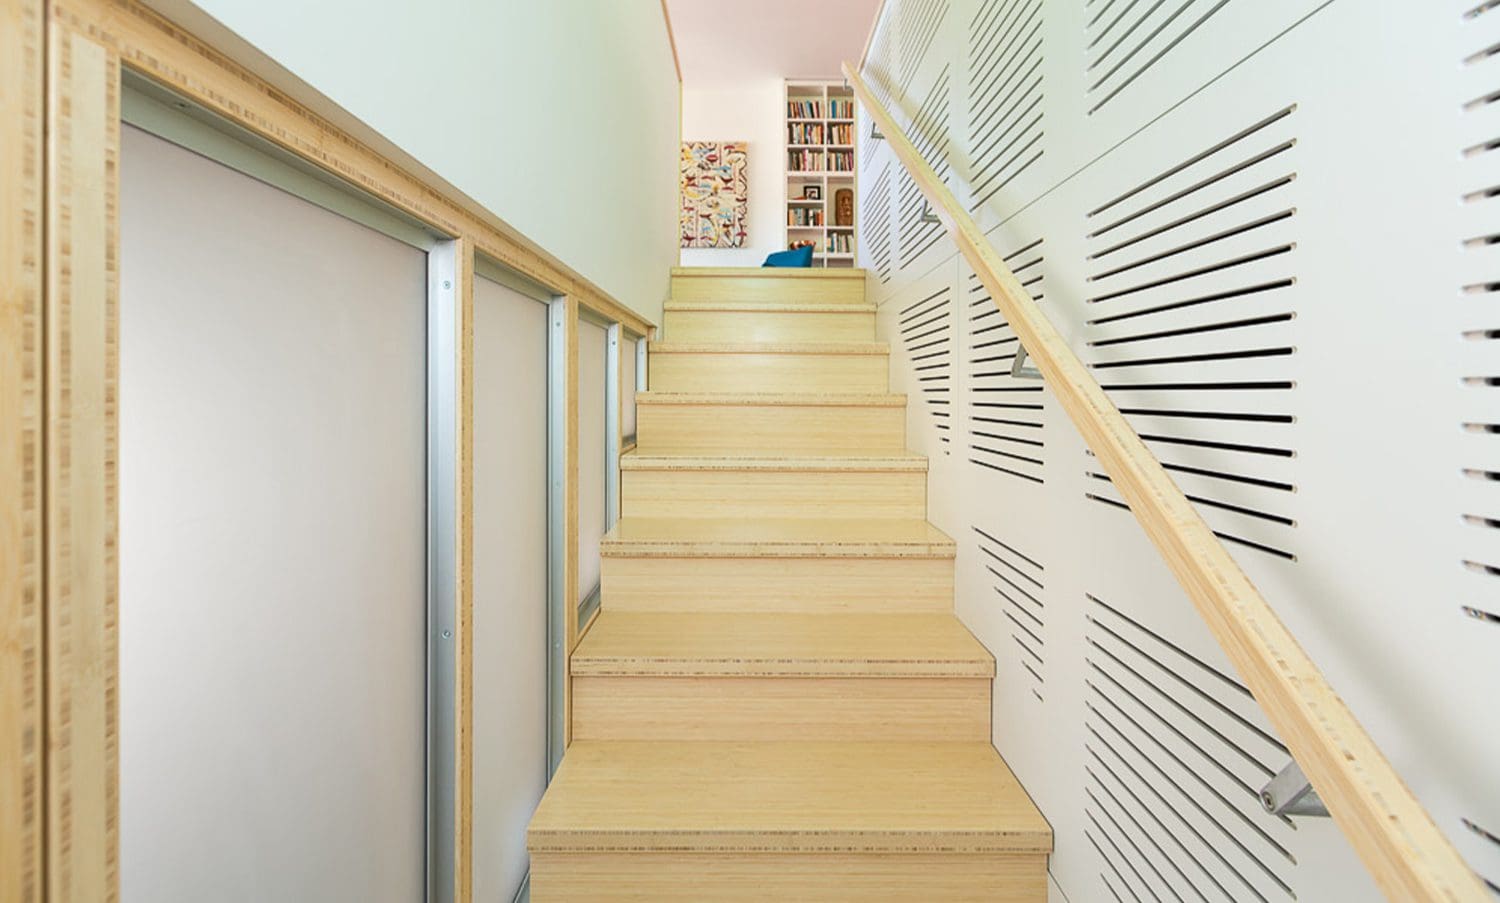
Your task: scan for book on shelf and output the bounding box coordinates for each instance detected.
[787,207,825,227]
[825,231,853,254]
[828,98,854,119]
[829,123,853,145]
[787,122,825,145]
[826,150,854,172]
[786,99,824,118]
[787,148,827,171]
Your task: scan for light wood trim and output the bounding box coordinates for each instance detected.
[563,295,580,750]
[0,0,45,899]
[846,61,1490,903]
[453,239,475,903]
[48,0,654,338]
[659,0,681,83]
[46,26,120,903]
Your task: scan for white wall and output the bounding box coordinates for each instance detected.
[861,0,1500,897]
[165,0,680,325]
[680,79,787,267]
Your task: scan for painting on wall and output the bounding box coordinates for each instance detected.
[680,141,748,248]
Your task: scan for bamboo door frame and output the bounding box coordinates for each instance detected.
[3,0,654,899]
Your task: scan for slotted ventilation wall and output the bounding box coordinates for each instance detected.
[861,0,1500,897]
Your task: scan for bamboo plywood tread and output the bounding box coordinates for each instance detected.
[671,266,867,279]
[648,341,888,355]
[636,392,904,407]
[664,301,877,313]
[620,453,927,472]
[603,517,956,558]
[527,741,1051,854]
[571,612,994,677]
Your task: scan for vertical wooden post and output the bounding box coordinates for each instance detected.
[46,22,120,903]
[0,0,46,899]
[562,295,579,747]
[452,239,474,903]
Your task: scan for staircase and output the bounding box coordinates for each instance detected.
[526,267,1052,901]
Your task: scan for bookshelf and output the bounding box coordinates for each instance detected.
[785,79,857,268]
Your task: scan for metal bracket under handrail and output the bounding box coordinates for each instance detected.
[1260,760,1330,817]
[1011,344,1042,380]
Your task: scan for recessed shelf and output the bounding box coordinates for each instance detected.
[786,79,857,268]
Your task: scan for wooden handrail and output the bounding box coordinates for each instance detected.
[844,61,1488,903]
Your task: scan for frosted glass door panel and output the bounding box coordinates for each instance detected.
[471,276,549,901]
[577,318,610,603]
[119,126,426,902]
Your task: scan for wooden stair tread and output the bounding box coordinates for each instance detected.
[603,517,956,557]
[621,452,927,472]
[671,266,867,279]
[648,341,888,355]
[528,741,1051,854]
[572,612,993,677]
[637,391,905,407]
[664,300,876,313]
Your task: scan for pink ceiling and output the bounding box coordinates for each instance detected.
[664,0,882,85]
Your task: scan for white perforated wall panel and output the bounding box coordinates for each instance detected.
[862,0,1500,897]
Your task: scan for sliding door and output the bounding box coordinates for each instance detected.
[118,126,427,901]
[471,274,550,900]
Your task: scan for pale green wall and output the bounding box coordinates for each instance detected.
[182,0,680,325]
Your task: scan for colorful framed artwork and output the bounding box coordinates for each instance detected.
[680,141,749,248]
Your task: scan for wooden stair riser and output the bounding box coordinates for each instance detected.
[572,675,990,742]
[600,556,954,613]
[649,349,889,393]
[664,307,875,342]
[636,401,905,455]
[621,467,926,519]
[670,269,867,305]
[530,852,1048,902]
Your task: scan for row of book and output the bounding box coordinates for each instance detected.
[788,149,855,172]
[787,99,824,119]
[787,122,824,145]
[787,148,825,171]
[826,232,854,254]
[788,207,825,227]
[786,98,855,119]
[828,123,853,145]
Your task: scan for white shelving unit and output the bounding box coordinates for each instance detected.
[784,79,857,268]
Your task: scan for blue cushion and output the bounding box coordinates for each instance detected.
[763,245,814,268]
